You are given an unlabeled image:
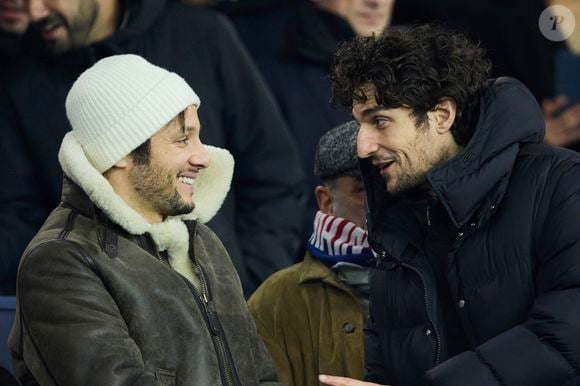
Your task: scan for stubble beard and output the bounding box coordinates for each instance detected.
[40,0,98,54]
[385,131,453,197]
[129,162,194,219]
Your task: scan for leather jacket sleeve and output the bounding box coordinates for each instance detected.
[11,239,161,386]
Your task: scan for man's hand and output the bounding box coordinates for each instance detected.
[318,375,387,386]
[542,95,580,147]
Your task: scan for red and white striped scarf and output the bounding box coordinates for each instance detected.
[307,211,374,266]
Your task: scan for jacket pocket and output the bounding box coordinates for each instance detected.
[155,368,176,386]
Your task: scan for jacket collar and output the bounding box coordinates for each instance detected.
[60,175,99,218]
[426,77,544,227]
[362,77,545,238]
[58,131,234,236]
[298,252,352,293]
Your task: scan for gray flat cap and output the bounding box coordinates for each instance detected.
[314,120,360,178]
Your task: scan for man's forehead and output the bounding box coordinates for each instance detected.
[352,97,388,119]
[352,95,412,120]
[351,86,380,112]
[164,107,200,130]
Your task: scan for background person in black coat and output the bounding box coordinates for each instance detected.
[0,0,304,297]
[0,0,28,69]
[390,0,580,151]
[320,25,580,386]
[223,0,395,238]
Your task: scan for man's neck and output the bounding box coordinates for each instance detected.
[88,0,122,45]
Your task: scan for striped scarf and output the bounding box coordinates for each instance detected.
[307,211,375,267]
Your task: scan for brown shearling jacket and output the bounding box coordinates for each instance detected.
[9,179,279,386]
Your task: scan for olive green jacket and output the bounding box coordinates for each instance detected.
[248,253,365,386]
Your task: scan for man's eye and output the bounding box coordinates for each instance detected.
[375,117,388,127]
[178,138,190,144]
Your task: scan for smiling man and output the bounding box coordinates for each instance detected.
[0,0,303,299]
[319,25,580,386]
[8,54,279,386]
[26,0,110,54]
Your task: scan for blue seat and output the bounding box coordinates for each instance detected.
[0,296,16,376]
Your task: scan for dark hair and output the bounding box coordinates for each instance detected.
[330,24,491,146]
[130,139,151,166]
[128,110,185,166]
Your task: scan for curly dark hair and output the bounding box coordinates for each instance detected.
[330,24,491,146]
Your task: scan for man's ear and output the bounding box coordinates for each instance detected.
[114,155,131,169]
[315,185,334,215]
[432,97,457,134]
[104,155,132,181]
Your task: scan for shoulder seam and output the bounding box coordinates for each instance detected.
[21,238,97,276]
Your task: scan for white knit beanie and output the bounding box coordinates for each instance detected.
[65,54,201,173]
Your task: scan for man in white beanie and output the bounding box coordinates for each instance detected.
[8,54,279,386]
[0,0,304,298]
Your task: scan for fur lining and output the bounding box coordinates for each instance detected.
[148,219,199,285]
[58,132,233,281]
[59,131,233,232]
[180,144,234,224]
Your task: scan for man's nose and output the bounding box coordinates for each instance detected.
[27,0,50,23]
[357,126,378,158]
[363,0,380,9]
[189,141,210,170]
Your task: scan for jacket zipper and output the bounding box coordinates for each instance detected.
[423,204,440,364]
[401,262,442,366]
[153,249,238,386]
[192,260,237,386]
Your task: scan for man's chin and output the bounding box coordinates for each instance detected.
[385,178,412,197]
[41,29,74,55]
[177,200,196,216]
[161,196,195,217]
[383,178,399,196]
[173,204,194,217]
[386,185,401,197]
[43,39,71,55]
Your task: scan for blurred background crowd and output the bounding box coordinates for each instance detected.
[0,0,579,382]
[1,0,579,300]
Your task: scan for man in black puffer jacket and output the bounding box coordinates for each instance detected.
[318,25,580,386]
[0,0,304,297]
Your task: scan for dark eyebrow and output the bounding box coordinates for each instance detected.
[182,124,201,135]
[175,110,201,135]
[360,106,390,118]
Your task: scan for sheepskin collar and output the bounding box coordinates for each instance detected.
[58,132,234,268]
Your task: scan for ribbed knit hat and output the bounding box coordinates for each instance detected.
[65,54,200,173]
[314,120,360,178]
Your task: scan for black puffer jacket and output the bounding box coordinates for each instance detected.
[362,78,580,386]
[0,0,304,296]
